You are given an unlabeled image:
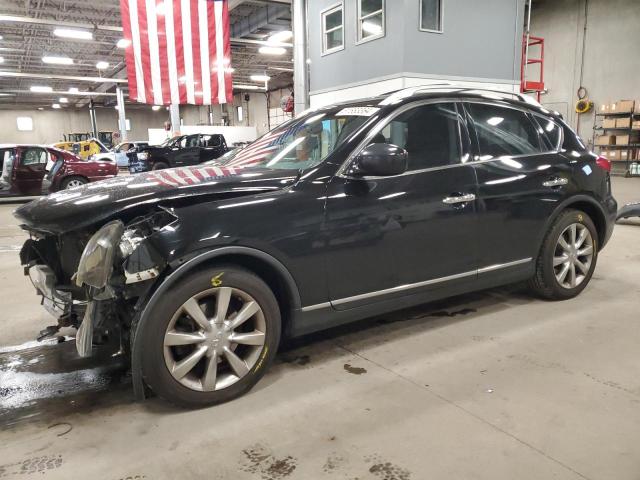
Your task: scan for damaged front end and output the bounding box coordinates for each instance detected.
[20,207,176,358]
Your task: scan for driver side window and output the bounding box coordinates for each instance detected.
[370,103,462,170]
[21,148,47,166]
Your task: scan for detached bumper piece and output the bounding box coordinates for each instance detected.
[616,202,640,221]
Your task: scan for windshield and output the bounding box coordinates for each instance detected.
[216,105,379,170]
[161,136,181,147]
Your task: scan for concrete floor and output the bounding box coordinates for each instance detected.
[0,177,639,480]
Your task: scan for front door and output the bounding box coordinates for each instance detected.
[13,147,48,195]
[172,135,201,166]
[324,102,478,310]
[463,102,569,270]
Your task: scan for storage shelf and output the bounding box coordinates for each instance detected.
[595,144,640,149]
[595,112,638,117]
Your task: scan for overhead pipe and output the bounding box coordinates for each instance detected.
[0,70,127,83]
[292,0,309,114]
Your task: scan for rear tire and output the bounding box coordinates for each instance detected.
[529,209,598,300]
[61,176,88,189]
[152,161,169,170]
[140,266,281,408]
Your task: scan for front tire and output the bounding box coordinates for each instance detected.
[529,209,598,300]
[140,266,280,408]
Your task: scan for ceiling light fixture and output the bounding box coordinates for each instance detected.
[152,105,161,111]
[268,30,293,43]
[30,85,53,93]
[52,103,61,109]
[96,61,110,70]
[233,84,262,90]
[59,97,68,103]
[0,57,4,64]
[53,28,93,40]
[42,55,74,65]
[250,74,271,82]
[117,38,131,48]
[259,46,286,55]
[68,87,79,93]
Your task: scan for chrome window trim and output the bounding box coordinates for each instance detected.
[301,258,532,311]
[356,0,386,45]
[419,0,444,34]
[321,2,345,56]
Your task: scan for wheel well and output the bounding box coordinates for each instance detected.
[63,174,89,183]
[192,253,296,337]
[565,201,606,246]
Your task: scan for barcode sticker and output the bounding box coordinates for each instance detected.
[337,107,380,117]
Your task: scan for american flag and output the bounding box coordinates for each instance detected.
[119,0,233,105]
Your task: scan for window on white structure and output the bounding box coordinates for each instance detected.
[357,0,384,43]
[420,0,443,32]
[322,4,344,55]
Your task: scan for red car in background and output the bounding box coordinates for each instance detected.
[0,144,118,196]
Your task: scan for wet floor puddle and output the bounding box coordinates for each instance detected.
[0,339,132,429]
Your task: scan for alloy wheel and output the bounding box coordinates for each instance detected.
[163,287,266,392]
[66,179,85,189]
[553,223,594,289]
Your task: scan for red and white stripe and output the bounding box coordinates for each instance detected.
[120,0,232,105]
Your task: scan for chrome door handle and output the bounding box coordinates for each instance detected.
[442,193,476,204]
[543,177,568,187]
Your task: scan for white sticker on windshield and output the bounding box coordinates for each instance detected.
[337,107,380,117]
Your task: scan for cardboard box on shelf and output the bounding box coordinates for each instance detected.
[608,150,620,161]
[616,117,632,129]
[611,100,635,113]
[599,103,610,114]
[615,134,640,145]
[632,121,640,130]
[596,135,616,146]
[603,118,617,129]
[620,150,631,161]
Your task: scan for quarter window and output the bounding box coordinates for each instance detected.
[357,0,385,43]
[322,4,344,54]
[370,103,461,170]
[466,103,541,158]
[420,0,443,32]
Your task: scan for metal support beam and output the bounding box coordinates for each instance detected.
[88,101,98,138]
[292,0,308,114]
[169,104,180,137]
[0,70,127,84]
[116,87,127,142]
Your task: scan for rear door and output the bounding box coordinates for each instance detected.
[464,101,568,271]
[200,134,226,161]
[324,102,479,310]
[13,147,48,195]
[172,135,201,166]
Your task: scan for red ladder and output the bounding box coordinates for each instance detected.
[520,35,545,102]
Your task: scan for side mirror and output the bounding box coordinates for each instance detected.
[350,143,408,177]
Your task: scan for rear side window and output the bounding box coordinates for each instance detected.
[466,103,541,158]
[371,103,461,170]
[531,115,562,151]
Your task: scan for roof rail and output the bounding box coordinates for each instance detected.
[379,84,543,108]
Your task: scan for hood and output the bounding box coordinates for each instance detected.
[14,165,299,234]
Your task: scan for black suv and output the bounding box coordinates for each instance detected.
[15,87,617,408]
[130,133,228,173]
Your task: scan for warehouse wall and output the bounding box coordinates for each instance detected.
[0,98,272,145]
[308,0,525,95]
[530,0,640,142]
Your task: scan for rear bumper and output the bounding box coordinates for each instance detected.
[602,195,618,248]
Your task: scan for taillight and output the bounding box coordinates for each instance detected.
[596,156,611,172]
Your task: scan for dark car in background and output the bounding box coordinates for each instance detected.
[129,133,228,173]
[15,87,616,408]
[0,144,117,196]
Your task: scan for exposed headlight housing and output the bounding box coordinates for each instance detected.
[75,220,125,288]
[138,151,149,160]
